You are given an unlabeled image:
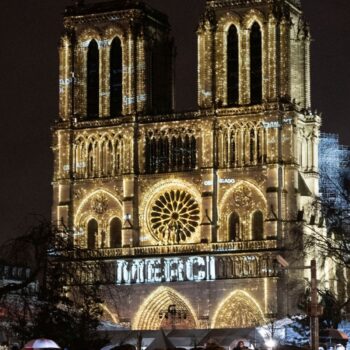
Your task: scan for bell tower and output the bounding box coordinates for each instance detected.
[58,0,174,120]
[197,0,311,109]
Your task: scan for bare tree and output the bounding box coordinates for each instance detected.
[0,217,111,349]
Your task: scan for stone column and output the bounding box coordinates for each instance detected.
[58,33,73,120]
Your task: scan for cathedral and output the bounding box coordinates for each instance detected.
[52,0,324,330]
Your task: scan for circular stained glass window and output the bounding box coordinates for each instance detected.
[149,189,200,244]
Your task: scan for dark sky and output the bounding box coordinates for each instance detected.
[0,0,349,241]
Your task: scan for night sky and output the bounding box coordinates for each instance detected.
[0,0,349,241]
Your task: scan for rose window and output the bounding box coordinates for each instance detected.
[149,189,200,243]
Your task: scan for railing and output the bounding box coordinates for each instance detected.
[72,239,278,260]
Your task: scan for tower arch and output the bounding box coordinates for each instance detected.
[250,22,262,104]
[219,181,266,241]
[227,25,239,105]
[212,290,265,328]
[133,287,199,330]
[74,189,123,248]
[110,36,123,116]
[87,39,100,118]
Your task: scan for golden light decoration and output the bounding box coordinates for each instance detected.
[149,189,200,244]
[212,290,265,328]
[133,286,198,330]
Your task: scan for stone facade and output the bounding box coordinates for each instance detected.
[52,0,323,330]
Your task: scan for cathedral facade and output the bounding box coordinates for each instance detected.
[52,0,322,330]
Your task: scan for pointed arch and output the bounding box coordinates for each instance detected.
[184,134,191,170]
[227,25,239,105]
[87,218,98,249]
[110,37,123,116]
[109,217,122,248]
[190,135,196,169]
[228,212,240,241]
[87,39,99,118]
[250,128,255,163]
[220,180,267,212]
[171,136,177,170]
[230,130,236,166]
[219,181,267,242]
[145,136,151,173]
[252,210,264,240]
[133,287,199,330]
[87,142,94,177]
[150,138,157,173]
[163,136,170,172]
[212,290,265,328]
[74,189,123,233]
[176,136,183,169]
[107,140,113,176]
[250,22,262,104]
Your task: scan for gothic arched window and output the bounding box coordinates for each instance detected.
[110,217,122,248]
[184,135,191,170]
[107,140,113,175]
[229,212,240,241]
[115,139,122,173]
[110,37,123,116]
[164,137,170,171]
[230,132,236,166]
[150,138,157,173]
[227,25,239,105]
[145,137,151,173]
[250,129,255,163]
[171,137,177,170]
[87,40,99,118]
[176,136,183,169]
[250,22,262,104]
[88,143,93,177]
[87,219,98,249]
[191,136,196,169]
[252,210,264,240]
[158,137,169,172]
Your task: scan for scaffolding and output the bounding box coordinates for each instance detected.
[319,133,350,210]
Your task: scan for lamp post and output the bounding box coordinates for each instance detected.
[276,256,322,350]
[309,259,320,350]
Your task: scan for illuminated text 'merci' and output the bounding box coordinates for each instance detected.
[115,256,216,285]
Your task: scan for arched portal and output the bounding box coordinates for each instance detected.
[133,287,198,330]
[212,290,265,328]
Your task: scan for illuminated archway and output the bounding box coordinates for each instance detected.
[212,290,265,328]
[74,189,123,248]
[133,287,199,330]
[219,181,267,241]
